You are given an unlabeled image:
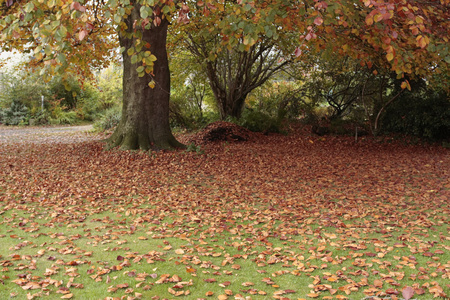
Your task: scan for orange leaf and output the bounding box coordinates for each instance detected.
[365,15,374,26]
[386,53,394,61]
[416,35,428,48]
[374,279,383,288]
[401,80,411,91]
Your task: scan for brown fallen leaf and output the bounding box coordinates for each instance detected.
[307,292,320,298]
[116,283,129,289]
[373,279,383,288]
[219,281,231,287]
[22,282,41,290]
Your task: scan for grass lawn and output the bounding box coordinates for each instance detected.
[0,127,449,299]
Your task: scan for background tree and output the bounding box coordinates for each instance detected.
[173,1,297,120]
[185,38,290,120]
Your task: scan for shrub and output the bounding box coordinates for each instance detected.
[28,110,49,126]
[48,110,78,125]
[76,83,103,121]
[48,76,82,110]
[93,106,122,131]
[0,101,29,125]
[169,98,219,130]
[237,109,282,133]
[382,89,450,141]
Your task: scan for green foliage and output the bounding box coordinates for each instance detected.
[0,100,29,125]
[185,143,203,154]
[0,59,83,125]
[28,110,49,126]
[48,75,82,109]
[382,89,450,141]
[0,58,123,127]
[93,106,122,131]
[75,83,102,121]
[48,110,78,125]
[73,64,123,122]
[169,98,219,130]
[236,109,282,133]
[241,80,310,133]
[0,65,48,114]
[95,64,123,110]
[169,50,216,130]
[169,99,192,129]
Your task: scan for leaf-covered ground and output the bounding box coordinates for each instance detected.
[0,124,449,300]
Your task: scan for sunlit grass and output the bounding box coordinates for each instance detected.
[1,191,448,299]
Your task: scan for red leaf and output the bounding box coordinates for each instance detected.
[78,29,88,41]
[86,23,95,30]
[70,2,86,12]
[314,17,323,26]
[402,286,415,300]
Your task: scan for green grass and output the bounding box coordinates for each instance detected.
[1,194,448,300]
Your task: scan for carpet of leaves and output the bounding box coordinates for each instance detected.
[0,124,449,300]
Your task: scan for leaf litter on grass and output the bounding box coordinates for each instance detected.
[0,124,449,299]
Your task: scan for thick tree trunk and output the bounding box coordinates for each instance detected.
[214,89,247,120]
[107,7,184,150]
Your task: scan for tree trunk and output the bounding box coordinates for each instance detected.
[107,7,184,150]
[373,90,403,135]
[215,90,247,120]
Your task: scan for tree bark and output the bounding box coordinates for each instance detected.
[107,6,184,150]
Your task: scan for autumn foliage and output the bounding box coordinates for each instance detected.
[1,0,449,86]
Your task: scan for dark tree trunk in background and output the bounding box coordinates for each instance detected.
[107,6,183,150]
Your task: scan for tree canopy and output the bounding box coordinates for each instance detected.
[1,0,448,83]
